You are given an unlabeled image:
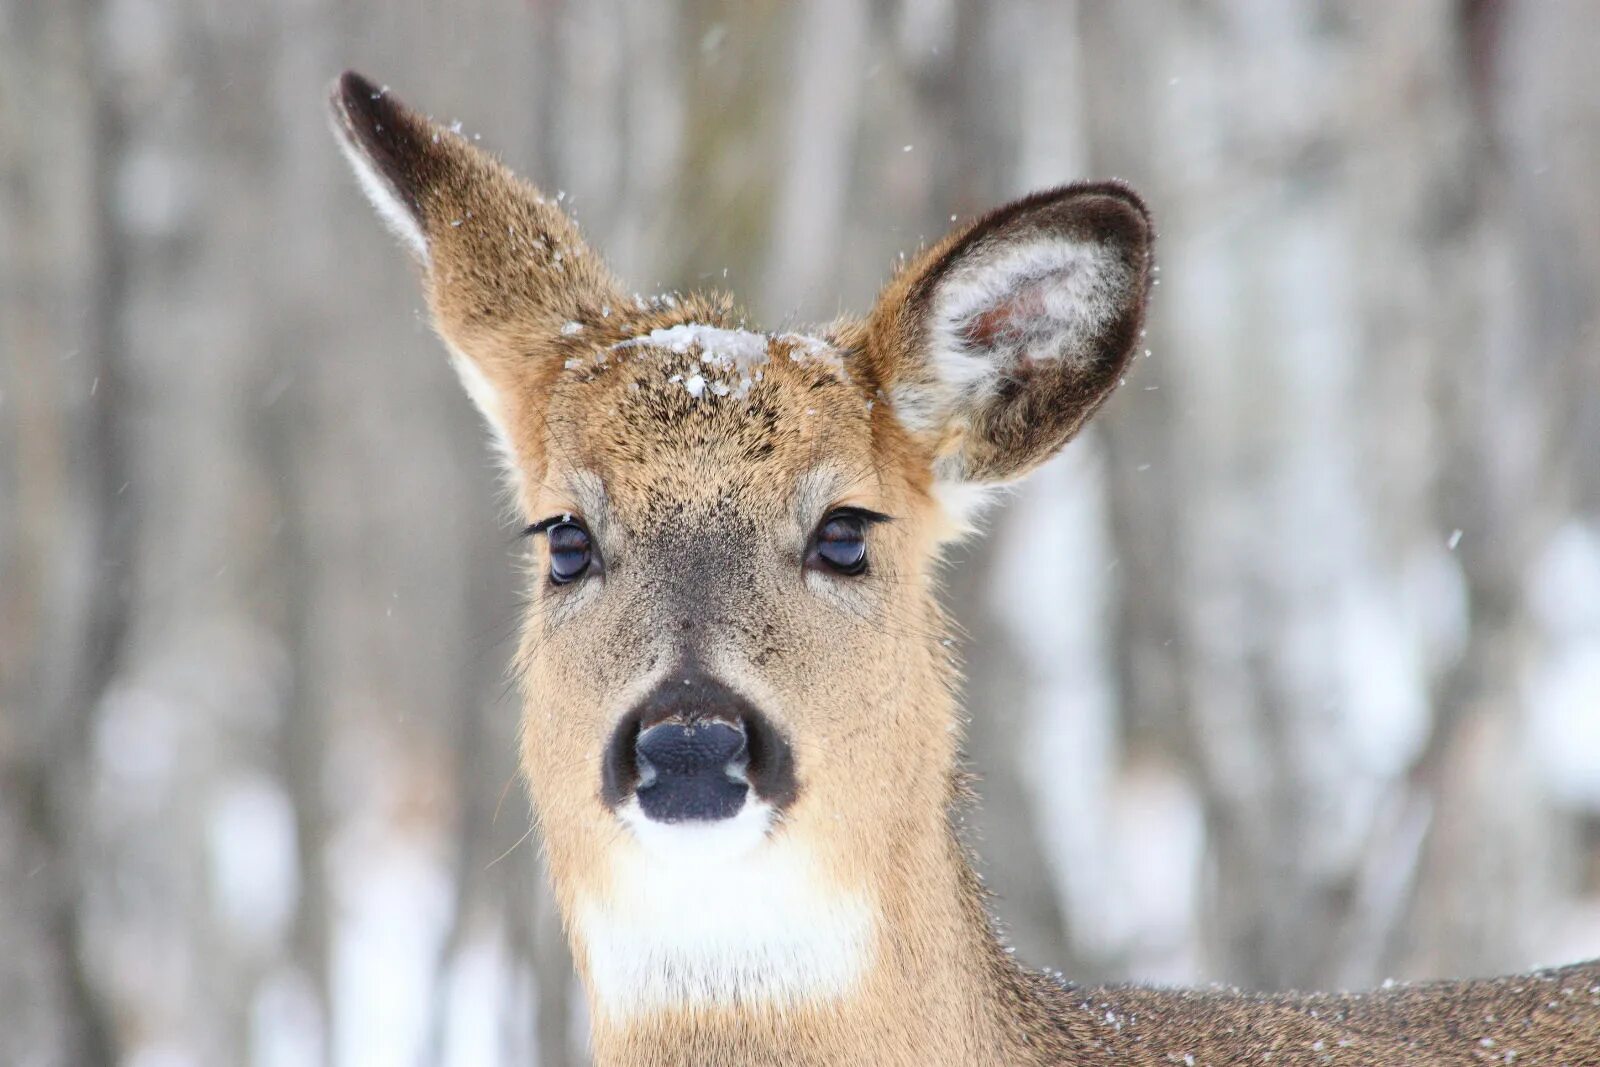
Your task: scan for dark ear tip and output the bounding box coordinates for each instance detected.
[336,69,377,99]
[330,70,374,122]
[1065,180,1153,249]
[327,70,414,140]
[1073,179,1149,218]
[978,181,1153,261]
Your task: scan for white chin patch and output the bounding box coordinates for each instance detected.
[577,799,875,1020]
[618,795,775,862]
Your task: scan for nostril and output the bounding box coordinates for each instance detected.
[724,739,750,783]
[635,754,659,790]
[600,711,645,811]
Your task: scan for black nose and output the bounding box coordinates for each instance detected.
[601,668,798,823]
[633,721,749,822]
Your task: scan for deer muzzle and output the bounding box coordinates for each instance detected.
[601,669,798,825]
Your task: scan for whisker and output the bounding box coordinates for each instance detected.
[484,820,538,871]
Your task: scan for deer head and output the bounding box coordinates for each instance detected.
[330,71,1150,1059]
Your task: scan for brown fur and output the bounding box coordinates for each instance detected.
[329,72,1600,1066]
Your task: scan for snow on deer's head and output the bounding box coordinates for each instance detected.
[330,72,1150,1025]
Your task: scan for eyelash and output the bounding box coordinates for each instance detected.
[523,514,575,539]
[824,506,893,527]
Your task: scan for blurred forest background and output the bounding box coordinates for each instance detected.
[4,1,1600,1064]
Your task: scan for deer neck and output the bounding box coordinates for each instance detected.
[570,776,1037,1067]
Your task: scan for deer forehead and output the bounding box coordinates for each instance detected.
[538,324,894,519]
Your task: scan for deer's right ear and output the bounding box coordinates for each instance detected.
[858,184,1152,525]
[328,71,622,502]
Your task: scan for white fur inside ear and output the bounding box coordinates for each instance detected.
[932,478,1006,536]
[334,133,428,262]
[892,239,1125,434]
[443,340,518,481]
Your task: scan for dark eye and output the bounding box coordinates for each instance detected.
[810,511,869,576]
[546,521,593,584]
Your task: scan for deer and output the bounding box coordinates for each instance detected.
[327,71,1600,1066]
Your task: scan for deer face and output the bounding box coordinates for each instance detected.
[522,328,915,855]
[330,72,1150,1015]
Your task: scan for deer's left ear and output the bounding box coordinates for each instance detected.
[858,183,1151,504]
